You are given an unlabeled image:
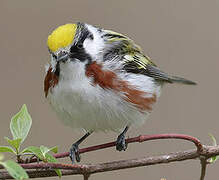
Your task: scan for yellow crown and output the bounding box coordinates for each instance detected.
[47,24,77,53]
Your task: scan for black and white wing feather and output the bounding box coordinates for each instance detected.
[103,29,196,85]
[123,53,196,85]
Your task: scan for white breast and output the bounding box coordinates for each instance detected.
[47,61,161,133]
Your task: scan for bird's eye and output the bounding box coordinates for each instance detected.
[70,43,83,54]
[77,43,83,49]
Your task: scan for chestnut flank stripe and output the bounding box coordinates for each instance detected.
[86,62,156,111]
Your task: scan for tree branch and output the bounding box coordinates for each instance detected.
[0,145,219,179]
[20,133,203,163]
[0,134,218,180]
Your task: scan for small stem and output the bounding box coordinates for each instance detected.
[200,156,207,180]
[83,174,90,180]
[16,155,23,163]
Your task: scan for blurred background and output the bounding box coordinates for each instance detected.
[0,0,219,179]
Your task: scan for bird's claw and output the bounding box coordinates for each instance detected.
[69,143,81,164]
[116,134,127,151]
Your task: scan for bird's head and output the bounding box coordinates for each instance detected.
[47,22,109,78]
[47,22,140,82]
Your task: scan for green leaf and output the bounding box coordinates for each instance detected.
[209,156,219,163]
[208,133,219,163]
[49,146,58,154]
[0,146,16,154]
[0,153,4,161]
[209,133,217,146]
[54,168,62,178]
[39,146,58,158]
[21,146,61,177]
[0,160,28,179]
[45,153,57,162]
[45,153,62,178]
[10,104,32,143]
[21,146,44,161]
[40,145,50,157]
[5,137,22,154]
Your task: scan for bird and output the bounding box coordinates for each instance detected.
[44,22,196,164]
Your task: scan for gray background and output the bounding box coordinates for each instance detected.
[0,0,218,179]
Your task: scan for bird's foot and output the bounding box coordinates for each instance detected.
[116,133,128,151]
[69,143,81,164]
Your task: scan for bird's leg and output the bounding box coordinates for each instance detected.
[116,126,129,151]
[69,131,92,164]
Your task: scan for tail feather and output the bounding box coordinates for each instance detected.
[168,76,197,85]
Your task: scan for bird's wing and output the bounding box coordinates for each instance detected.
[103,30,196,85]
[123,52,171,82]
[103,30,166,81]
[123,52,196,85]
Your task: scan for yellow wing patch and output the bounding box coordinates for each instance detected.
[47,24,77,53]
[124,53,155,70]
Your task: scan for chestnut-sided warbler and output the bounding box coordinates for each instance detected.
[44,22,196,163]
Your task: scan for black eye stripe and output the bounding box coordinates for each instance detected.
[70,32,92,53]
[70,30,93,53]
[68,23,93,62]
[77,43,83,49]
[70,44,81,53]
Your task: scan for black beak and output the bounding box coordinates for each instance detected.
[57,51,69,63]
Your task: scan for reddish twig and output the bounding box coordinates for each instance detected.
[24,133,202,162]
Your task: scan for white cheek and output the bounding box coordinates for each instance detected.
[83,39,97,59]
[83,37,104,60]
